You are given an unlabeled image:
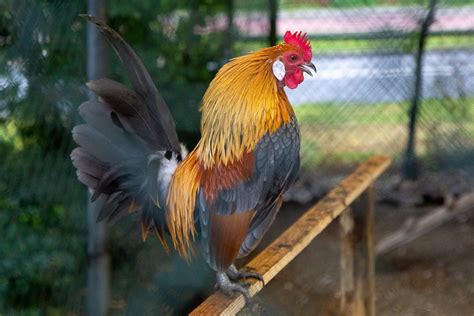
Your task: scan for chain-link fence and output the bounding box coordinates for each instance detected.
[265,1,474,184]
[1,0,473,314]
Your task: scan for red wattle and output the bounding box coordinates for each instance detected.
[284,68,304,90]
[285,75,298,89]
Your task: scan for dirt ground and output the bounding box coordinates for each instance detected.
[236,199,474,315]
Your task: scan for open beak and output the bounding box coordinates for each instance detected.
[299,62,317,77]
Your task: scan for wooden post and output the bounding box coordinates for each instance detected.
[366,186,376,316]
[340,185,376,316]
[339,207,355,314]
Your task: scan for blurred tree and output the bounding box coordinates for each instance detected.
[106,0,234,145]
[0,0,233,313]
[0,1,88,312]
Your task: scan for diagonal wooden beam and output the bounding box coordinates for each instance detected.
[191,156,391,315]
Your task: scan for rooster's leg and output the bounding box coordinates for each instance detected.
[216,271,252,301]
[226,264,264,284]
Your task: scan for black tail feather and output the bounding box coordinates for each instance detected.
[86,79,139,116]
[70,16,185,245]
[71,147,108,180]
[86,79,165,151]
[72,124,126,163]
[80,14,180,153]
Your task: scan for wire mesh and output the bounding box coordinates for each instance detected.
[0,0,473,314]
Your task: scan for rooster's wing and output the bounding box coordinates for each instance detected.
[198,118,300,271]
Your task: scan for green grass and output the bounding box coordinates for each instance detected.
[280,0,474,10]
[237,0,474,12]
[295,102,407,126]
[295,98,474,168]
[236,34,474,55]
[295,98,473,126]
[426,34,474,51]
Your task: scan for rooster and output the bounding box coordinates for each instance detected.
[71,15,316,299]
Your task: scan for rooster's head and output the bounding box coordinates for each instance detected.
[272,31,316,89]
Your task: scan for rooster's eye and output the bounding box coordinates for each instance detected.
[289,55,298,62]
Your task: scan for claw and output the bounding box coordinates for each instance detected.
[216,272,252,304]
[226,264,265,285]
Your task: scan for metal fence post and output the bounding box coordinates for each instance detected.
[403,0,438,180]
[86,0,109,315]
[268,0,277,46]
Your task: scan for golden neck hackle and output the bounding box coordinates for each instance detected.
[196,45,295,169]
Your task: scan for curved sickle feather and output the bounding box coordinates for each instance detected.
[80,14,180,153]
[72,17,185,249]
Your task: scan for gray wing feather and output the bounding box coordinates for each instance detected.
[239,119,300,257]
[198,118,300,262]
[238,196,283,258]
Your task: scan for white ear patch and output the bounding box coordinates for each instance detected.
[272,60,285,81]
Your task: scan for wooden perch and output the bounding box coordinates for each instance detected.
[375,192,474,256]
[190,156,391,315]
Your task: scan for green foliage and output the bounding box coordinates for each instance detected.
[0,0,234,312]
[1,2,87,310]
[0,194,86,310]
[106,0,236,139]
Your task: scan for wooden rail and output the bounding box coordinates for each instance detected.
[191,156,391,315]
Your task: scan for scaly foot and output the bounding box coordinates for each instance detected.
[216,272,251,302]
[226,264,264,285]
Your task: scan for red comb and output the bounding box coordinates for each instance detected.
[283,31,312,62]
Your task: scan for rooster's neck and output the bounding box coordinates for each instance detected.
[196,48,294,169]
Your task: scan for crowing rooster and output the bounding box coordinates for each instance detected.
[71,16,316,299]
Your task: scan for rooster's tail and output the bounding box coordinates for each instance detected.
[71,15,185,245]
